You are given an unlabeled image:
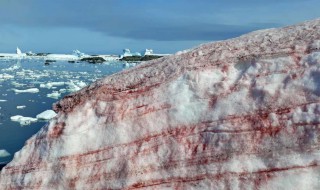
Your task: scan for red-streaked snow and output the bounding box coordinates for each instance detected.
[1,19,320,189]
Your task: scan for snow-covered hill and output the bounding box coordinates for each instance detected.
[1,19,320,189]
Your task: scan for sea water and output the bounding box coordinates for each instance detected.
[0,59,133,164]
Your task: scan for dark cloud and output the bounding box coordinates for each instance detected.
[0,0,292,42]
[103,22,281,41]
[0,0,318,53]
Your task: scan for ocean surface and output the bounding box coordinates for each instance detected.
[0,59,133,164]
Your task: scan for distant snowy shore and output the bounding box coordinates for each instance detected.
[0,53,120,62]
[0,48,170,63]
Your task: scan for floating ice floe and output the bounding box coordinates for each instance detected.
[1,64,20,72]
[123,62,137,68]
[0,100,7,102]
[10,115,37,126]
[40,82,65,89]
[36,110,57,120]
[16,105,26,109]
[59,89,67,93]
[66,81,86,92]
[47,91,61,99]
[0,149,10,158]
[11,82,25,88]
[0,73,14,79]
[13,88,39,94]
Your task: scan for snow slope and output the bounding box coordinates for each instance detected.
[1,19,320,189]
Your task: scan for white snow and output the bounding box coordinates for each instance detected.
[45,54,78,60]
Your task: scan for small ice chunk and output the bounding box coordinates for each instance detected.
[0,73,14,79]
[39,84,49,88]
[50,82,65,86]
[0,149,10,157]
[40,82,65,89]
[76,81,87,88]
[10,115,37,126]
[13,88,39,94]
[66,82,81,92]
[2,64,20,71]
[17,105,26,109]
[47,91,61,99]
[0,100,7,102]
[36,110,57,120]
[59,88,67,93]
[11,82,25,88]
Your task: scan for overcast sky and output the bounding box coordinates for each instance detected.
[0,0,319,54]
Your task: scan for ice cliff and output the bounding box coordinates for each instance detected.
[1,19,320,189]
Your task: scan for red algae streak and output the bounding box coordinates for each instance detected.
[2,19,320,189]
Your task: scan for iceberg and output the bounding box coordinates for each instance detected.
[13,88,39,94]
[0,150,10,158]
[16,47,22,55]
[46,91,61,99]
[16,105,26,109]
[10,115,37,126]
[0,74,14,79]
[36,110,57,120]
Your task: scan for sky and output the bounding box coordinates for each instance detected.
[0,0,319,54]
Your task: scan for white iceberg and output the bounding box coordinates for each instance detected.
[40,82,65,89]
[1,64,20,72]
[10,115,37,126]
[59,88,67,93]
[11,81,25,88]
[66,81,83,92]
[16,47,22,55]
[16,105,26,109]
[13,88,39,94]
[36,110,57,120]
[0,149,10,158]
[0,74,14,79]
[47,91,61,99]
[72,50,88,58]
